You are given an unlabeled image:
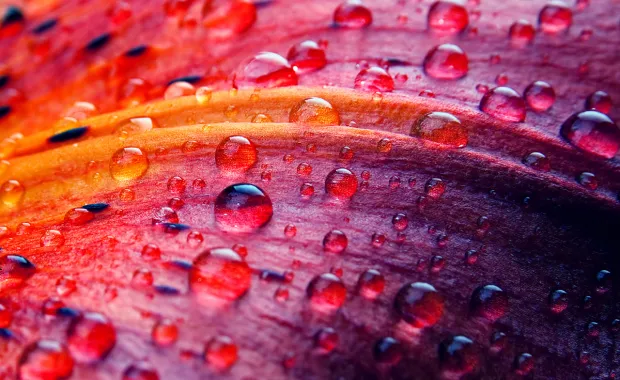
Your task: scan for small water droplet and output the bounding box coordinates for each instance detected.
[289,97,340,126]
[189,248,252,301]
[0,179,24,208]
[438,335,478,375]
[423,44,468,80]
[425,178,446,199]
[412,112,467,148]
[300,182,315,198]
[287,40,327,73]
[64,208,94,226]
[376,138,392,153]
[205,336,237,370]
[314,327,339,353]
[333,0,372,28]
[514,352,534,375]
[235,52,297,89]
[215,136,258,174]
[297,162,312,176]
[164,81,195,100]
[354,67,394,92]
[585,90,612,114]
[595,269,611,294]
[110,147,149,181]
[394,282,444,328]
[479,86,526,122]
[548,289,568,314]
[509,19,535,45]
[577,172,597,190]
[307,273,347,311]
[524,81,555,112]
[325,168,358,199]
[67,312,116,363]
[214,184,273,232]
[538,1,572,34]
[152,319,178,346]
[373,337,402,365]
[195,86,213,104]
[323,230,348,254]
[357,269,385,299]
[427,0,469,34]
[470,284,508,322]
[522,152,551,172]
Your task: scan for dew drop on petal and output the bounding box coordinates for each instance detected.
[427,0,469,34]
[522,152,551,172]
[67,312,116,363]
[205,336,238,370]
[325,168,358,199]
[438,336,478,375]
[110,147,149,181]
[479,87,526,122]
[560,110,620,159]
[287,40,327,73]
[234,52,297,89]
[289,97,340,126]
[394,282,444,328]
[307,273,347,311]
[18,340,74,380]
[509,19,535,45]
[538,1,572,34]
[469,284,509,322]
[122,362,159,380]
[357,269,385,299]
[214,184,273,232]
[333,0,372,28]
[0,254,35,292]
[215,136,258,174]
[323,230,348,254]
[354,67,394,92]
[524,81,555,112]
[189,248,252,301]
[423,44,468,80]
[585,90,612,114]
[412,112,467,148]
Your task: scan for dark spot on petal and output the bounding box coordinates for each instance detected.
[32,18,57,34]
[169,259,193,271]
[48,126,89,143]
[253,0,274,7]
[0,328,13,339]
[81,203,109,212]
[2,6,24,28]
[159,223,191,232]
[124,44,148,57]
[154,285,181,295]
[57,307,81,318]
[0,74,9,89]
[259,269,288,282]
[384,58,412,66]
[167,75,202,85]
[85,33,112,52]
[0,105,11,119]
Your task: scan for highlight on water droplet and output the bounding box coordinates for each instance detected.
[538,1,572,34]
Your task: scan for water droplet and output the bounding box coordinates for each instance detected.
[235,52,297,89]
[64,208,94,226]
[251,113,273,123]
[376,138,392,153]
[214,184,272,232]
[373,337,402,365]
[514,352,534,375]
[470,284,509,322]
[354,67,394,92]
[425,178,446,199]
[524,81,555,112]
[522,152,551,172]
[489,331,507,354]
[0,303,11,328]
[339,146,354,159]
[412,112,467,148]
[438,336,478,375]
[548,289,568,314]
[323,230,348,254]
[560,111,619,159]
[306,273,347,311]
[119,188,135,201]
[479,87,526,122]
[427,0,469,34]
[595,269,611,294]
[164,81,195,100]
[189,248,252,301]
[122,362,159,380]
[300,182,315,198]
[0,179,24,208]
[117,78,153,108]
[577,172,597,190]
[1,255,35,292]
[333,0,372,28]
[430,255,446,272]
[152,206,179,225]
[205,335,237,370]
[110,147,149,181]
[314,327,339,353]
[325,168,358,199]
[152,319,178,346]
[132,269,154,288]
[67,312,116,363]
[289,97,340,126]
[538,1,572,34]
[18,340,74,380]
[394,282,444,328]
[215,136,258,174]
[423,44,468,80]
[585,90,612,114]
[297,162,313,176]
[371,233,386,248]
[40,229,64,248]
[287,40,326,73]
[357,269,385,299]
[509,19,535,45]
[195,86,213,104]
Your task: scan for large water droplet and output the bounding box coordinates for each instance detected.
[509,19,535,45]
[423,44,468,80]
[412,112,467,148]
[560,110,619,159]
[0,254,35,292]
[357,269,385,299]
[427,0,469,34]
[234,52,297,89]
[333,0,372,28]
[110,147,149,181]
[214,184,273,232]
[189,248,252,301]
[67,312,116,363]
[469,284,508,322]
[323,230,348,254]
[394,282,444,328]
[18,340,74,380]
[479,87,526,122]
[325,168,358,199]
[289,97,340,126]
[306,273,347,311]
